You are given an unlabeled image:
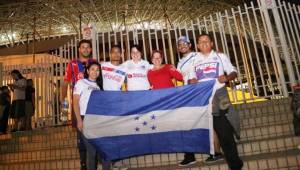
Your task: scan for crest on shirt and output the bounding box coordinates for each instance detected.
[195,62,219,80]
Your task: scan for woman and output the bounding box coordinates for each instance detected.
[8,70,27,132]
[147,50,183,89]
[24,79,35,130]
[73,61,103,170]
[122,45,151,91]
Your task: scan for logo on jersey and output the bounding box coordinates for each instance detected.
[103,73,123,82]
[102,66,126,76]
[195,62,219,80]
[127,73,146,78]
[87,86,99,91]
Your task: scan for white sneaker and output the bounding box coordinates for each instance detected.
[112,161,128,170]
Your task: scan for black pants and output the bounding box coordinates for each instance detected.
[214,114,243,170]
[0,105,10,133]
[77,116,87,169]
[77,130,87,169]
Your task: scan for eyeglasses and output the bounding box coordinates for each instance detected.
[177,42,189,47]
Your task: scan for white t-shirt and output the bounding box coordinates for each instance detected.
[13,78,27,100]
[122,60,151,91]
[189,51,237,86]
[177,52,199,85]
[73,79,100,116]
[101,62,126,91]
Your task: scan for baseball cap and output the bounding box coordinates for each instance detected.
[177,36,190,44]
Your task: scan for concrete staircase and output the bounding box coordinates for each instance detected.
[0,98,299,170]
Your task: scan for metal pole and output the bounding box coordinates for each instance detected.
[79,14,82,39]
[33,15,36,63]
[0,63,2,86]
[259,0,290,96]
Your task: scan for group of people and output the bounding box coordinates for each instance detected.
[0,70,35,134]
[62,33,243,170]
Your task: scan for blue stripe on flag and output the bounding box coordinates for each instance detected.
[88,128,210,161]
[86,80,215,116]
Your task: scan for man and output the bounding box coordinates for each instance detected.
[177,36,224,166]
[101,45,127,91]
[101,45,127,170]
[61,39,95,170]
[176,36,198,85]
[188,33,243,170]
[176,36,198,166]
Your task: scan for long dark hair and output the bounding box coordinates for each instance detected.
[131,44,143,54]
[84,62,103,90]
[10,69,24,80]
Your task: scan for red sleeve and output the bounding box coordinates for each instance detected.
[168,64,183,81]
[64,62,72,82]
[147,71,153,87]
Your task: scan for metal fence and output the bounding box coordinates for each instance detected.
[1,0,300,128]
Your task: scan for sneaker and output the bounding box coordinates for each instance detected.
[112,161,128,170]
[205,153,224,163]
[179,158,197,167]
[80,161,87,170]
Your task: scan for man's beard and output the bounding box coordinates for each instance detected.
[81,52,90,58]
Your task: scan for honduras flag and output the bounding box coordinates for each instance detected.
[83,80,217,161]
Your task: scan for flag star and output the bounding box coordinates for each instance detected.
[151,125,156,130]
[151,115,156,120]
[143,121,147,126]
[134,116,139,120]
[135,127,140,132]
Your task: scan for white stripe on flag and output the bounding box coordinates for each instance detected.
[83,106,212,139]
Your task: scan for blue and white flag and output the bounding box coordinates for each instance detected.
[83,80,217,161]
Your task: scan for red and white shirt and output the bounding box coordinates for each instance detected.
[101,62,126,91]
[122,60,151,91]
[64,58,96,87]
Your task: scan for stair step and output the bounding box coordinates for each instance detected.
[0,99,292,141]
[128,149,300,170]
[0,120,294,154]
[0,146,79,163]
[0,122,294,153]
[241,110,293,129]
[2,133,298,167]
[0,158,81,170]
[0,138,77,153]
[0,110,293,145]
[239,121,294,142]
[0,130,77,144]
[236,99,292,119]
[118,135,300,168]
